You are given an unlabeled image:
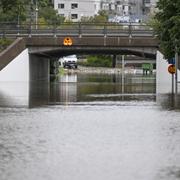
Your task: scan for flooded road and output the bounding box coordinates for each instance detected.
[0,73,180,180]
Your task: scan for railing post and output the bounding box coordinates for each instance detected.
[17,22,20,35]
[112,55,116,68]
[3,29,6,38]
[78,22,82,38]
[103,23,107,37]
[128,22,132,38]
[53,21,57,38]
[29,22,32,37]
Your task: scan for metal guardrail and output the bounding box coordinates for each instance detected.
[0,22,154,38]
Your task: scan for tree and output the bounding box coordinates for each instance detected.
[39,7,65,25]
[0,0,64,24]
[154,0,180,59]
[38,0,51,7]
[0,0,29,22]
[80,10,108,23]
[92,10,108,23]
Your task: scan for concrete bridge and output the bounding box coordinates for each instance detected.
[0,22,159,82]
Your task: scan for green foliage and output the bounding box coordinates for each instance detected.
[93,10,108,23]
[0,0,27,12]
[39,7,64,25]
[59,67,65,75]
[0,38,12,51]
[82,55,112,67]
[80,16,94,23]
[0,0,28,22]
[38,0,52,7]
[153,0,180,59]
[0,0,64,24]
[81,10,108,23]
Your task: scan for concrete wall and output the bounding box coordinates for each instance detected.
[156,51,180,94]
[29,54,50,82]
[0,50,50,82]
[0,51,51,107]
[0,49,29,107]
[0,38,26,71]
[0,49,29,82]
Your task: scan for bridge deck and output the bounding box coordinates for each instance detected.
[26,36,158,59]
[0,23,159,70]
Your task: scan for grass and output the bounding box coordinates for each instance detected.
[0,38,13,52]
[79,55,112,67]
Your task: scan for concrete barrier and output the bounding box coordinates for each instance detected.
[0,38,26,70]
[156,51,180,94]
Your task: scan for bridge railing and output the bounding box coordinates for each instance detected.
[0,22,154,38]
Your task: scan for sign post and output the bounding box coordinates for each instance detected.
[168,64,176,93]
[175,52,178,93]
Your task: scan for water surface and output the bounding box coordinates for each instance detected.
[0,73,180,180]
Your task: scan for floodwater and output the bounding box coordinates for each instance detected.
[0,73,180,180]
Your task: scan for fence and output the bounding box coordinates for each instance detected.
[0,22,154,38]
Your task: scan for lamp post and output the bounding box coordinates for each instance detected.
[35,0,38,29]
[29,0,34,37]
[17,5,20,35]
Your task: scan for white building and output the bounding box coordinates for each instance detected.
[101,0,130,16]
[101,0,158,21]
[54,0,157,22]
[54,0,101,22]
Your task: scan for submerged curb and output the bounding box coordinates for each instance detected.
[63,66,143,74]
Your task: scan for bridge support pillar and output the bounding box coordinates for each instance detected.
[112,55,116,68]
[29,54,50,82]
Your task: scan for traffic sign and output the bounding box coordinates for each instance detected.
[168,57,175,65]
[63,37,73,46]
[168,64,175,74]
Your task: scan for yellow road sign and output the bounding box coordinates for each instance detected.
[168,64,175,74]
[63,37,73,46]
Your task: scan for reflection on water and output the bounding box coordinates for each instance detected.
[76,73,156,103]
[31,73,156,107]
[0,82,29,108]
[0,73,180,109]
[1,73,180,180]
[157,93,180,110]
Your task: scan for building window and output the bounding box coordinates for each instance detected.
[94,4,97,10]
[58,4,64,9]
[102,3,109,10]
[71,14,78,19]
[144,0,151,3]
[71,3,78,9]
[117,5,122,12]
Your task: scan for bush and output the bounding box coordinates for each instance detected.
[82,55,112,67]
[0,38,12,52]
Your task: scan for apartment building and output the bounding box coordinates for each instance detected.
[101,0,157,21]
[54,0,101,21]
[54,0,157,22]
[142,0,157,15]
[101,0,129,16]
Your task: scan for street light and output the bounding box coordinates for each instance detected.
[17,5,20,35]
[35,0,38,29]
